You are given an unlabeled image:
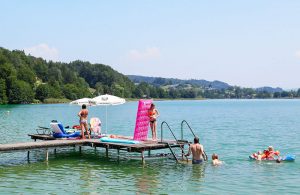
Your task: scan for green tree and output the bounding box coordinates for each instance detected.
[63,84,79,100]
[0,79,8,104]
[35,84,50,102]
[48,81,63,98]
[9,80,34,103]
[95,82,104,95]
[17,66,36,85]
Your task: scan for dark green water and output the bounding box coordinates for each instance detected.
[0,100,299,194]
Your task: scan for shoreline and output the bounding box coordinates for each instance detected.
[1,97,300,105]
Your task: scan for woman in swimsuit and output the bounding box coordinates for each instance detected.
[148,103,159,140]
[78,104,90,139]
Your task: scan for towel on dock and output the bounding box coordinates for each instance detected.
[100,137,139,144]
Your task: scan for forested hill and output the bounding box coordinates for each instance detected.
[0,47,299,104]
[127,75,230,90]
[0,47,135,104]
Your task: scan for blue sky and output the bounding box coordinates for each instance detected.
[1,1,300,89]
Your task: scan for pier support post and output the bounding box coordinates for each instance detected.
[141,151,145,164]
[27,151,30,160]
[45,149,49,161]
[54,148,56,154]
[106,145,109,158]
[117,149,120,162]
[148,150,151,157]
[79,146,82,153]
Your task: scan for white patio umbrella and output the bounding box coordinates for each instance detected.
[92,94,126,133]
[69,98,96,106]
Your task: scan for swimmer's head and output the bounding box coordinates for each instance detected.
[268,146,274,151]
[212,153,218,160]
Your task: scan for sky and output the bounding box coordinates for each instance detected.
[1,0,300,89]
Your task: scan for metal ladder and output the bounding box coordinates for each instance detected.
[181,120,208,161]
[160,121,189,162]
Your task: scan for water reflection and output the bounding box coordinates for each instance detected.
[191,163,206,181]
[135,168,158,194]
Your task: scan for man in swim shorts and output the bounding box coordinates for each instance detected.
[185,137,204,164]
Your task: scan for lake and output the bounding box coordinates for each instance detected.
[0,99,300,194]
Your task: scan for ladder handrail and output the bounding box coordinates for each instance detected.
[181,120,196,139]
[161,121,178,143]
[161,121,188,161]
[180,120,208,161]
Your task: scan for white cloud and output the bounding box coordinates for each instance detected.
[128,47,161,61]
[295,50,300,59]
[24,43,59,61]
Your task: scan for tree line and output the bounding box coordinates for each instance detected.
[0,47,299,104]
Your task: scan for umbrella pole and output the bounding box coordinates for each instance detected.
[106,105,108,134]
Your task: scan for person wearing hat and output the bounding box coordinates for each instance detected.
[261,146,280,160]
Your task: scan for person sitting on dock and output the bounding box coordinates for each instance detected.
[185,137,204,164]
[78,104,90,139]
[212,153,222,166]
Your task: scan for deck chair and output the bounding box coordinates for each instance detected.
[90,117,101,136]
[50,121,81,138]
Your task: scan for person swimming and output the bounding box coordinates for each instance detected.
[261,146,280,160]
[212,153,222,166]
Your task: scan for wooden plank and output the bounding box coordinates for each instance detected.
[0,140,86,152]
[3,134,185,154]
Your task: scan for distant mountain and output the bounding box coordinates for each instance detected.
[256,87,283,93]
[127,75,287,93]
[127,75,231,90]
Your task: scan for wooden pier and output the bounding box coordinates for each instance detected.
[0,134,187,163]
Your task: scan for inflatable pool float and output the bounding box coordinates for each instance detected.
[100,137,139,144]
[51,122,81,138]
[249,154,295,162]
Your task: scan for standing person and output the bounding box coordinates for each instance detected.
[185,137,205,164]
[148,103,159,140]
[78,104,90,139]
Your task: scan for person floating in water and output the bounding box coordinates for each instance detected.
[251,151,263,160]
[185,137,204,164]
[261,146,280,160]
[148,103,159,140]
[78,104,90,139]
[212,153,222,166]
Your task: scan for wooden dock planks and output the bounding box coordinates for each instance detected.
[0,139,86,152]
[0,134,188,163]
[0,134,184,154]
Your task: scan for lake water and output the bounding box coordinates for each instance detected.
[0,100,300,194]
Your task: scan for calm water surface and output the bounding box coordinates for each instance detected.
[0,100,300,194]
